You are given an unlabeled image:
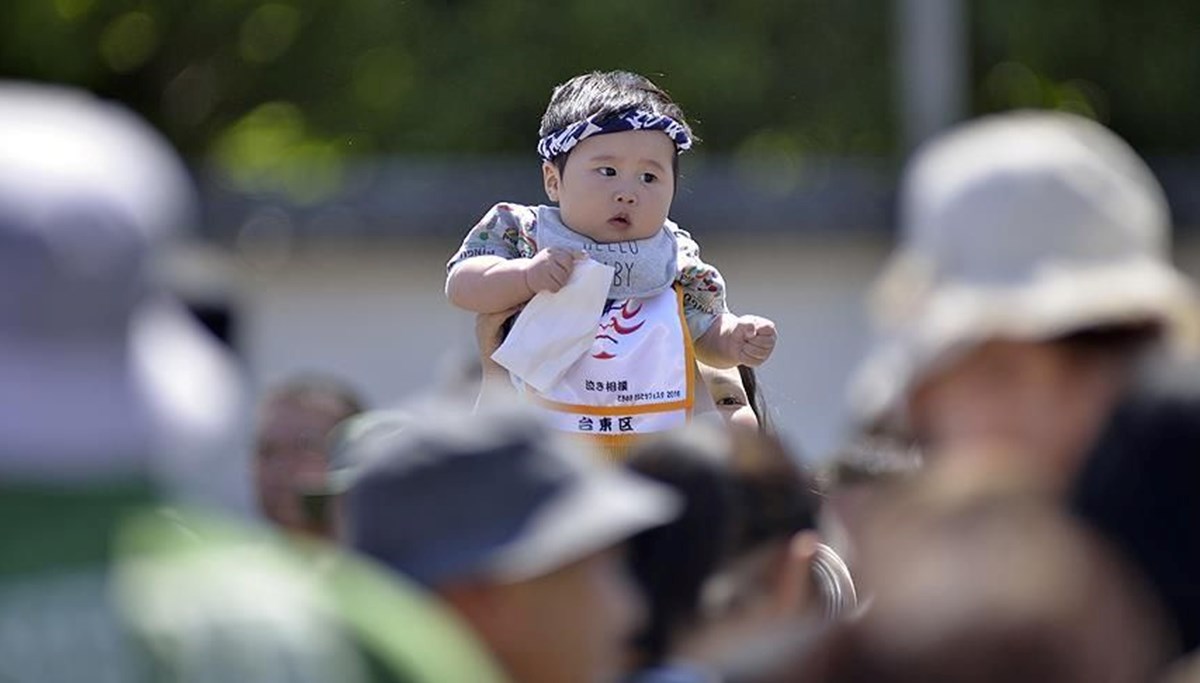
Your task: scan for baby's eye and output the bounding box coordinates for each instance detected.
[597,167,616,177]
[641,172,658,183]
[717,396,747,407]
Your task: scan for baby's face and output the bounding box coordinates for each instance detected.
[543,129,675,243]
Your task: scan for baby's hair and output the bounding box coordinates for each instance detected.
[538,70,693,176]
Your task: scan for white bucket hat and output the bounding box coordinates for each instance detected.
[0,82,247,509]
[851,111,1200,425]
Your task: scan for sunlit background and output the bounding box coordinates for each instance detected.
[5,0,1198,458]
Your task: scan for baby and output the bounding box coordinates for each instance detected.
[447,71,776,453]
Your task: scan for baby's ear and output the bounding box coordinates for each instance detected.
[542,161,561,202]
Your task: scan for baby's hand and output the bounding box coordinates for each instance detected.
[524,247,585,294]
[731,315,777,366]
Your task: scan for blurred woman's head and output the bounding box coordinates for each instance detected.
[723,458,1174,683]
[624,424,852,673]
[823,480,1173,683]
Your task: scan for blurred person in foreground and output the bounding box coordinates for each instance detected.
[623,424,856,683]
[851,110,1198,494]
[255,374,364,537]
[849,110,1200,652]
[0,81,504,683]
[1167,651,1200,683]
[1070,356,1200,652]
[296,409,408,543]
[815,433,923,597]
[723,456,1173,683]
[344,403,682,683]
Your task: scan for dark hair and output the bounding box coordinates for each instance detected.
[821,434,924,492]
[538,70,693,177]
[264,374,366,423]
[728,429,820,554]
[1072,352,1200,652]
[626,429,739,665]
[738,365,772,434]
[625,427,820,666]
[1052,321,1162,359]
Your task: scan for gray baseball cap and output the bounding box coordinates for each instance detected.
[345,403,681,587]
[852,111,1199,423]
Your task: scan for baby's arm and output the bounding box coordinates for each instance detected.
[447,249,581,313]
[694,313,777,368]
[446,203,581,312]
[670,221,777,368]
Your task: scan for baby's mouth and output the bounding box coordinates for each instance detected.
[608,213,631,228]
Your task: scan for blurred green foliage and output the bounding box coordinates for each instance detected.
[2,1,1196,202]
[0,0,893,200]
[971,0,1200,153]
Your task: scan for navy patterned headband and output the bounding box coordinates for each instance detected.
[537,108,693,162]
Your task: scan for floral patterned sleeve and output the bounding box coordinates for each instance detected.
[669,220,729,341]
[446,203,540,273]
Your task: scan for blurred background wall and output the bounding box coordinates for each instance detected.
[5,0,1198,458]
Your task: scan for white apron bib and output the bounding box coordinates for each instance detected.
[518,286,695,459]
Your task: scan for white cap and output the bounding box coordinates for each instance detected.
[0,82,247,510]
[852,111,1199,424]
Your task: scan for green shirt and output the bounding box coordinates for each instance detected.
[0,482,509,683]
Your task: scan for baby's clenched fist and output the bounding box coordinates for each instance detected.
[524,247,585,294]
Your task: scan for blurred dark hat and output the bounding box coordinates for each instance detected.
[346,402,680,586]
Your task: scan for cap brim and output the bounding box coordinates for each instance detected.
[480,465,681,583]
[852,254,1200,425]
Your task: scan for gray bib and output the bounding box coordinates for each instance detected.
[535,205,677,300]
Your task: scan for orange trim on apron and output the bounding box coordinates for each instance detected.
[526,286,697,461]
